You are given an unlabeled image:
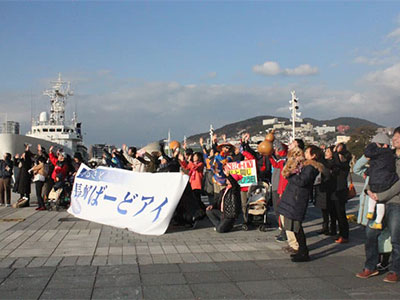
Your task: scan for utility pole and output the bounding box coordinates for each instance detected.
[289,91,302,142]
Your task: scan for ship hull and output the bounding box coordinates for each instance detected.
[0,133,76,157]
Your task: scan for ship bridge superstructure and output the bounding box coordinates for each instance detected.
[26,74,84,152]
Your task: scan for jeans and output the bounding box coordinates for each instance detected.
[365,203,400,274]
[206,209,235,233]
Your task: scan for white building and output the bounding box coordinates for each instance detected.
[263,118,278,126]
[336,135,351,144]
[315,124,336,136]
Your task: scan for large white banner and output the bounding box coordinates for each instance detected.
[67,164,189,236]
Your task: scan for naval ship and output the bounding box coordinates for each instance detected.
[0,74,87,158]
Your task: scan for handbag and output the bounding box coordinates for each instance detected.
[12,197,29,208]
[347,173,357,200]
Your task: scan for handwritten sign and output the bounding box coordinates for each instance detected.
[226,159,258,187]
[68,164,189,236]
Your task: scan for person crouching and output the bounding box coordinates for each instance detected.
[206,167,242,233]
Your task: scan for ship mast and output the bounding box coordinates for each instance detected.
[43,73,73,125]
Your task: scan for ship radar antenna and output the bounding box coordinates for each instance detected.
[43,73,73,125]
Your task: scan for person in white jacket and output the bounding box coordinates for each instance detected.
[122,144,149,172]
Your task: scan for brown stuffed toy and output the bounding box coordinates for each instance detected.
[282,147,305,178]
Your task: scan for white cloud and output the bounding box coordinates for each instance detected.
[364,63,400,90]
[284,64,319,76]
[387,27,400,40]
[253,61,318,76]
[354,56,379,65]
[253,61,282,76]
[2,69,399,147]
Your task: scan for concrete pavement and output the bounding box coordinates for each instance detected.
[0,183,399,299]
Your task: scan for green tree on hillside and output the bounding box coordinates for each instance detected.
[346,126,377,159]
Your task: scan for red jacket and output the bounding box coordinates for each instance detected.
[180,160,204,191]
[269,156,288,196]
[49,152,68,181]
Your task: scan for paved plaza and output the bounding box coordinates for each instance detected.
[0,183,400,299]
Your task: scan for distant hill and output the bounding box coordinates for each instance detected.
[303,117,381,129]
[187,116,381,143]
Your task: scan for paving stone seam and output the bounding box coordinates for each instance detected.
[0,267,15,286]
[31,265,56,300]
[89,264,100,299]
[89,224,103,267]
[43,229,70,266]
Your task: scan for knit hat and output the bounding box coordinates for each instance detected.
[371,133,390,145]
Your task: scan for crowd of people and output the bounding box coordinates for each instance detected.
[0,126,400,282]
[0,144,83,210]
[89,132,354,263]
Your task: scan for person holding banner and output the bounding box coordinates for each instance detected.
[122,144,148,172]
[206,167,242,233]
[242,133,272,185]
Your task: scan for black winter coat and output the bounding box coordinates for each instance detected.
[214,174,241,219]
[16,151,33,195]
[0,158,13,178]
[364,143,398,193]
[278,161,322,222]
[327,152,350,201]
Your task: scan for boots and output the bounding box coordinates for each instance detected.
[291,251,310,262]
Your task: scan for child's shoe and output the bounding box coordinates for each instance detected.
[366,212,374,220]
[369,222,383,230]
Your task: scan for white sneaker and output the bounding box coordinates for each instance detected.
[5,204,11,207]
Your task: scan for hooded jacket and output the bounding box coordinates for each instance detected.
[364,143,399,193]
[377,150,400,205]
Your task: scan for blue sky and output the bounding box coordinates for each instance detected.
[1,1,400,146]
